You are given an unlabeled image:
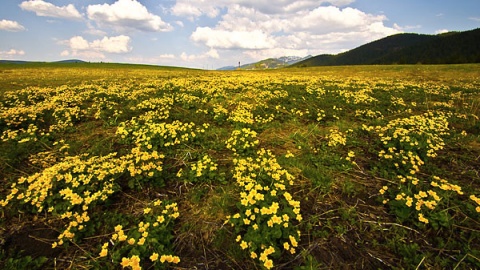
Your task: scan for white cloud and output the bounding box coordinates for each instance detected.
[285,6,392,35]
[171,3,207,20]
[188,3,400,61]
[469,17,480,22]
[0,19,26,32]
[19,0,82,20]
[171,0,355,18]
[4,49,26,55]
[180,49,221,62]
[206,48,220,59]
[435,29,449,34]
[0,49,26,58]
[174,21,184,27]
[69,36,90,51]
[191,27,275,50]
[65,35,132,60]
[84,22,107,36]
[91,36,132,53]
[180,52,194,61]
[126,54,177,66]
[87,0,172,32]
[159,54,175,59]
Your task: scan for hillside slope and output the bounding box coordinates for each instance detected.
[293,28,480,67]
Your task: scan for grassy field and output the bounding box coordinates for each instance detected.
[0,63,479,269]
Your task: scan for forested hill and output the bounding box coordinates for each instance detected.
[292,28,480,67]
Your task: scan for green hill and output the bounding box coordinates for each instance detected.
[293,28,480,67]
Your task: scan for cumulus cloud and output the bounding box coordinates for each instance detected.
[60,50,69,57]
[0,49,26,58]
[0,19,26,32]
[64,35,131,59]
[286,6,388,34]
[87,0,172,32]
[91,36,132,53]
[171,0,355,18]
[187,2,400,61]
[69,36,90,51]
[19,0,82,20]
[2,49,26,55]
[191,27,275,50]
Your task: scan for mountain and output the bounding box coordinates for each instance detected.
[292,28,480,67]
[54,59,86,63]
[0,60,34,64]
[217,66,237,71]
[217,55,312,70]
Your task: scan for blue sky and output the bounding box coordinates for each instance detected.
[1,0,479,69]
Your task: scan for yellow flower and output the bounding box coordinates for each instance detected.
[289,235,298,247]
[264,259,274,269]
[172,256,180,264]
[157,215,165,223]
[114,225,123,232]
[118,234,127,241]
[150,253,159,262]
[121,257,130,268]
[418,213,429,224]
[240,241,248,249]
[99,248,108,257]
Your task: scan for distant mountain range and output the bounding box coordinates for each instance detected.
[217,55,312,70]
[292,28,480,67]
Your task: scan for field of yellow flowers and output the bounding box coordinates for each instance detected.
[0,63,479,269]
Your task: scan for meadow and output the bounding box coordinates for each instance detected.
[0,63,479,269]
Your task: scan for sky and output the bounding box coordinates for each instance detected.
[1,0,479,69]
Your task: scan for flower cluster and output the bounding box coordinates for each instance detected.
[339,88,378,104]
[98,199,180,269]
[133,97,173,122]
[355,109,384,119]
[228,101,255,125]
[117,119,205,150]
[365,111,471,225]
[365,111,449,173]
[227,148,301,269]
[327,128,348,147]
[1,152,124,245]
[178,154,219,183]
[316,109,326,122]
[225,128,260,154]
[470,195,480,213]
